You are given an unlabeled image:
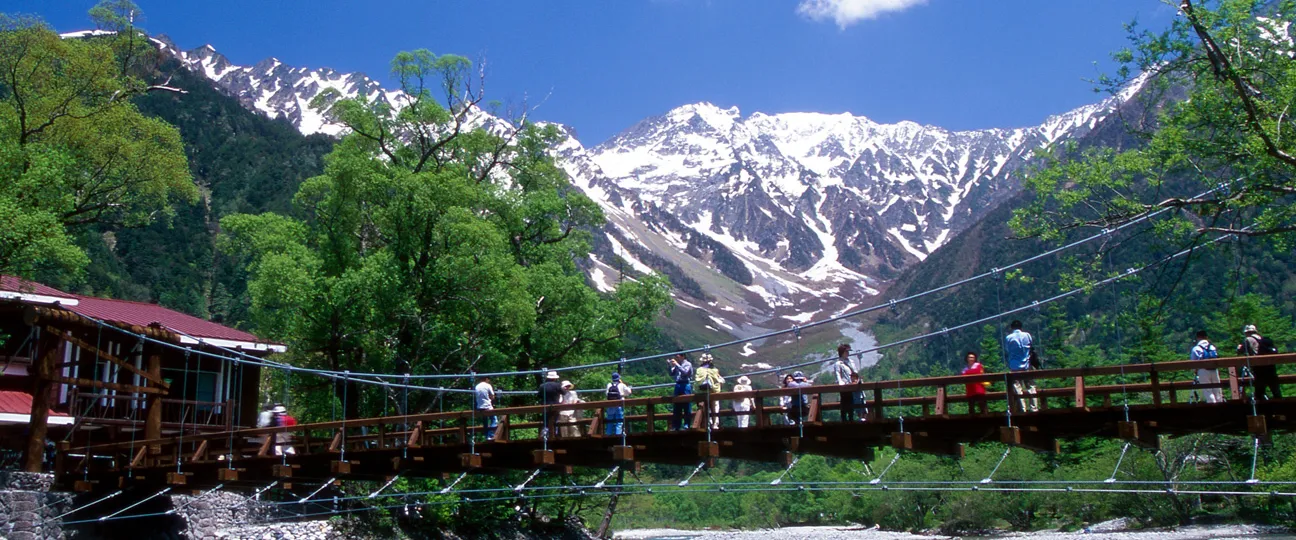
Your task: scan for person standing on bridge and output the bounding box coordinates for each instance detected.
[789,371,813,424]
[539,371,564,439]
[779,374,795,425]
[695,354,725,429]
[962,351,988,415]
[732,375,754,428]
[833,343,859,422]
[475,376,497,440]
[604,373,632,436]
[1004,320,1039,413]
[558,381,583,438]
[1191,330,1224,403]
[668,353,694,430]
[1238,325,1282,401]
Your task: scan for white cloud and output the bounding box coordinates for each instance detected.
[797,0,927,28]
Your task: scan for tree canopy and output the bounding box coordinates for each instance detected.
[0,10,194,280]
[219,50,672,417]
[1011,0,1296,250]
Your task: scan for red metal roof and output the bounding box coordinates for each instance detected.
[67,295,268,344]
[0,390,69,417]
[2,275,278,348]
[0,276,77,300]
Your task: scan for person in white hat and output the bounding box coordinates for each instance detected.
[557,381,583,438]
[731,375,754,428]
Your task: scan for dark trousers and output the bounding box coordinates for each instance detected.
[1253,365,1282,401]
[840,392,856,422]
[672,382,692,430]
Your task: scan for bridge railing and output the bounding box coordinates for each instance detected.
[59,353,1296,476]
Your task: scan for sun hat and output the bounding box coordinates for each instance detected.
[546,371,559,380]
[737,375,751,385]
[561,380,573,389]
[792,371,805,380]
[1244,324,1258,334]
[272,405,286,414]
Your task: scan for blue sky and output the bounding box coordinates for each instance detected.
[15,0,1176,145]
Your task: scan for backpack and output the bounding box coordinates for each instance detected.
[1198,342,1219,359]
[1258,336,1279,355]
[606,383,622,400]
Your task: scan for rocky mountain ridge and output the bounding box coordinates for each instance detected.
[134,35,1139,342]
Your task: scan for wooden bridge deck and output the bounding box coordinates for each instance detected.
[55,354,1296,493]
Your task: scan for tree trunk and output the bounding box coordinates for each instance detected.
[595,468,625,539]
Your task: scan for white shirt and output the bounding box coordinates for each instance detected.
[833,359,854,385]
[605,382,632,399]
[474,381,495,410]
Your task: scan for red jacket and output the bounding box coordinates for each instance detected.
[962,362,986,396]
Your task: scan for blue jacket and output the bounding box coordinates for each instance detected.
[1004,330,1033,372]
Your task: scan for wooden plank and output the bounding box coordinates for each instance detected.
[1150,370,1162,406]
[47,375,165,395]
[1074,376,1086,408]
[807,395,821,425]
[328,430,343,453]
[934,388,947,416]
[22,334,59,472]
[130,445,149,468]
[645,404,656,434]
[408,421,424,448]
[257,435,273,457]
[494,416,509,443]
[190,440,208,462]
[46,326,168,389]
[1228,367,1243,402]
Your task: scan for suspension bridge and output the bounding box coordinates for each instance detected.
[55,352,1296,495]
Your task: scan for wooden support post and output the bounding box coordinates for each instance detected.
[218,468,239,482]
[191,440,209,462]
[330,460,352,475]
[872,388,884,422]
[698,441,719,459]
[1228,367,1243,402]
[1248,415,1269,437]
[1150,370,1162,406]
[645,405,656,434]
[691,402,706,431]
[460,453,483,468]
[588,410,601,437]
[890,432,912,451]
[328,429,343,453]
[22,335,58,472]
[256,435,273,457]
[532,449,555,466]
[934,388,947,417]
[755,401,766,428]
[144,354,163,456]
[1074,376,1086,409]
[807,395,821,425]
[272,464,293,478]
[1000,426,1059,453]
[612,445,635,462]
[166,472,188,486]
[892,432,964,458]
[131,446,149,468]
[1118,421,1159,450]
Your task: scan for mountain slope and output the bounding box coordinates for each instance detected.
[141,35,1143,349]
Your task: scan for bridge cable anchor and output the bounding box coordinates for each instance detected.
[869,452,902,485]
[100,488,172,522]
[981,447,1012,484]
[298,478,337,504]
[514,468,544,492]
[770,454,801,486]
[594,466,620,489]
[1105,443,1131,484]
[47,489,123,522]
[369,474,402,499]
[678,461,707,487]
[439,471,469,495]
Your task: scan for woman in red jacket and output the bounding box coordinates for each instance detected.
[962,352,988,415]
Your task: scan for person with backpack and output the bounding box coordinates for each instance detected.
[474,376,498,440]
[1004,320,1039,413]
[833,343,859,422]
[694,354,725,429]
[1238,324,1282,400]
[1191,330,1223,404]
[604,373,632,436]
[788,371,813,424]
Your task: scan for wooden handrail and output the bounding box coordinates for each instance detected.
[72,353,1296,453]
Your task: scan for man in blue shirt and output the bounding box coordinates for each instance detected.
[668,353,694,430]
[1004,320,1038,412]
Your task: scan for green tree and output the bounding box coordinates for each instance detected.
[0,9,195,280]
[1012,0,1296,248]
[220,50,671,418]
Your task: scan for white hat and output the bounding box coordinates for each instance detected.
[1244,324,1258,334]
[737,376,751,385]
[546,371,560,380]
[272,405,286,414]
[561,380,573,389]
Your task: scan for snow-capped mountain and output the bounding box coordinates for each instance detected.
[143,36,1135,338]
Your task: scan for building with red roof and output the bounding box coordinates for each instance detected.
[0,276,281,471]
